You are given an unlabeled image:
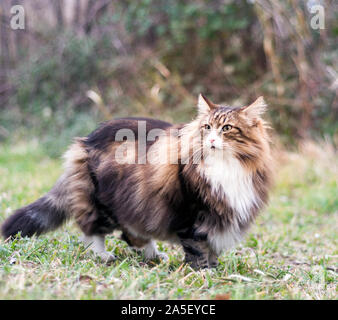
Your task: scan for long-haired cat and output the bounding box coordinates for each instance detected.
[1,95,273,269]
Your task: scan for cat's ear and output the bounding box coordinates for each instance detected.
[198,94,217,114]
[240,96,267,124]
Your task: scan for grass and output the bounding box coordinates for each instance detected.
[0,139,337,300]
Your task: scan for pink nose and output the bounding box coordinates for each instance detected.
[210,139,215,143]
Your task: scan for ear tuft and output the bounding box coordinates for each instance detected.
[198,94,216,114]
[241,96,267,121]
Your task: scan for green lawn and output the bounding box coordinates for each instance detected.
[0,140,337,299]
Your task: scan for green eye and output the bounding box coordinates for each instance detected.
[222,124,232,132]
[204,124,211,130]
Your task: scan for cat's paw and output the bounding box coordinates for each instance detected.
[156,252,169,261]
[208,252,219,268]
[209,262,219,268]
[145,251,169,262]
[143,241,168,261]
[186,257,209,270]
[97,251,116,264]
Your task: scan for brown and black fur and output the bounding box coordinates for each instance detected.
[1,95,273,269]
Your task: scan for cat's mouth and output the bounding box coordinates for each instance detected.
[204,142,222,151]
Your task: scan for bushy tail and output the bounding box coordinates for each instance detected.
[1,174,70,239]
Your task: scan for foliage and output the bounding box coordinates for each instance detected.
[0,0,337,156]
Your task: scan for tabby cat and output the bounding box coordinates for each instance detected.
[2,95,273,269]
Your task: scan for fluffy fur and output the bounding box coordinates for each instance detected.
[1,95,273,268]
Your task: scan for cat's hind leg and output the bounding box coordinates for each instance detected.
[143,240,169,261]
[80,234,116,263]
[121,230,168,261]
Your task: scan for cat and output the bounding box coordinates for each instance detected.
[1,94,273,269]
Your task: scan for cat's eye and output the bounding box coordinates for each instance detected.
[204,124,211,130]
[222,124,232,132]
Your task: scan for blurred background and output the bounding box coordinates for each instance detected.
[0,0,337,157]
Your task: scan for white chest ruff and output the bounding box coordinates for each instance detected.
[199,153,259,253]
[200,153,258,223]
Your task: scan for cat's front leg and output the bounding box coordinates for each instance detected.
[179,238,210,269]
[208,249,219,268]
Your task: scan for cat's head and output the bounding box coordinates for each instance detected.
[196,94,270,165]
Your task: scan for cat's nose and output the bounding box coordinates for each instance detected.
[210,139,215,143]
